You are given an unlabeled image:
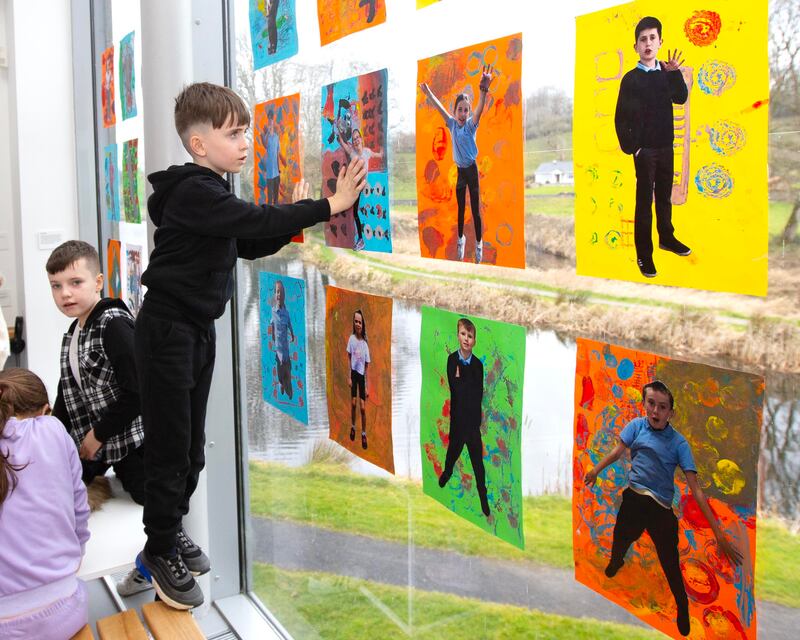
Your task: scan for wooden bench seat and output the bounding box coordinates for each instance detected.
[141,601,205,640]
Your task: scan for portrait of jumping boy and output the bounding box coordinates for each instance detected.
[269,279,295,400]
[584,380,742,637]
[438,317,490,517]
[134,82,365,609]
[420,65,494,264]
[614,16,690,279]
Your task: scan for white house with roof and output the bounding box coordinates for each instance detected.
[534,160,574,185]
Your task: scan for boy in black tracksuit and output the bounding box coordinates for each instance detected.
[615,16,690,279]
[134,82,365,609]
[438,317,490,517]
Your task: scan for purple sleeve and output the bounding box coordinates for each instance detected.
[62,425,90,550]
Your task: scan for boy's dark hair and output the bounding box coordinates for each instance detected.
[174,82,251,139]
[635,16,662,41]
[46,240,100,275]
[454,93,470,113]
[642,380,674,409]
[457,317,476,337]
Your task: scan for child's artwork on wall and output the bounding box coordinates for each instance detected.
[420,306,526,548]
[254,93,303,242]
[574,1,768,295]
[417,34,525,268]
[125,244,143,316]
[101,46,116,128]
[122,138,141,224]
[325,286,393,473]
[249,0,299,70]
[573,337,762,639]
[321,69,391,253]
[107,239,122,299]
[317,0,386,46]
[259,272,308,425]
[103,144,120,222]
[119,31,137,120]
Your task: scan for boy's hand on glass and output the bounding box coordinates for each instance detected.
[479,65,494,92]
[328,158,367,214]
[584,468,598,487]
[79,428,103,460]
[715,533,743,566]
[664,49,685,72]
[291,180,310,203]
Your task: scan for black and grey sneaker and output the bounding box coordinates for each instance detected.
[176,528,211,576]
[659,237,692,256]
[637,256,657,278]
[136,548,204,610]
[116,567,153,597]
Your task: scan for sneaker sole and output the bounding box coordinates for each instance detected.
[639,271,657,278]
[659,244,691,256]
[136,554,203,610]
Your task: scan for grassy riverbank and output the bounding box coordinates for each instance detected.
[249,461,800,608]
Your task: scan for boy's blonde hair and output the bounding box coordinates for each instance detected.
[174,82,251,140]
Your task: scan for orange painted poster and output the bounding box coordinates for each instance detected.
[317,0,386,46]
[325,286,393,473]
[416,34,525,268]
[254,93,303,242]
[106,239,122,299]
[573,338,762,639]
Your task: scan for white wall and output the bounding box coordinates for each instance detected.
[5,0,78,396]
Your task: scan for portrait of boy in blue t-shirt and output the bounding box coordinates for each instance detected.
[584,380,742,637]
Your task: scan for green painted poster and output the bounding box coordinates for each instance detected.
[420,306,526,548]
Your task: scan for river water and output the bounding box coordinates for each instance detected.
[241,255,800,523]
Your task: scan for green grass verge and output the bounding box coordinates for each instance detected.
[250,462,800,608]
[253,563,660,640]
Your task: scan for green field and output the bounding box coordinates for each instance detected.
[253,563,661,640]
[250,462,800,608]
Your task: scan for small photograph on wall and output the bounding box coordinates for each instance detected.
[101,45,116,128]
[420,306,526,549]
[321,69,391,253]
[573,1,768,295]
[573,337,762,639]
[317,0,386,46]
[416,34,525,267]
[125,244,143,316]
[325,285,393,473]
[119,31,137,120]
[103,143,120,222]
[107,239,122,299]
[259,271,309,425]
[122,138,141,224]
[254,93,304,242]
[249,0,299,69]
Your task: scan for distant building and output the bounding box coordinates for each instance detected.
[534,160,574,185]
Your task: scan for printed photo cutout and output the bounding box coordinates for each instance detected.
[574,1,768,295]
[417,34,524,268]
[573,337,762,639]
[119,31,137,120]
[317,0,386,46]
[420,306,525,548]
[254,93,303,242]
[325,286,393,473]
[321,69,391,253]
[249,0,299,70]
[101,45,116,128]
[107,239,122,299]
[103,143,120,222]
[259,272,308,425]
[122,138,141,223]
[126,244,143,316]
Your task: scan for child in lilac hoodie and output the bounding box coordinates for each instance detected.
[0,368,90,639]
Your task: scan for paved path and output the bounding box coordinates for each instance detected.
[252,517,798,638]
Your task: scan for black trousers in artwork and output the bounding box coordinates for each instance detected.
[610,488,688,614]
[352,195,364,241]
[135,307,216,556]
[82,444,146,506]
[266,176,280,205]
[456,162,482,241]
[633,146,675,259]
[275,354,292,398]
[267,0,279,51]
[442,426,487,500]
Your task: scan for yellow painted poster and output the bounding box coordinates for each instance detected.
[574,1,768,295]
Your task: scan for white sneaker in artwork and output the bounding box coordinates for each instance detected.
[475,240,483,264]
[456,235,465,260]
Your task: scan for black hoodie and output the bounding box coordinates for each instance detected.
[141,163,330,325]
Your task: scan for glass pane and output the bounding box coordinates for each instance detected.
[230,1,800,638]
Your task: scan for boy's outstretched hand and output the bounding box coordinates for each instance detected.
[479,65,494,92]
[715,532,744,566]
[328,157,367,215]
[291,179,310,203]
[664,49,685,72]
[584,468,599,487]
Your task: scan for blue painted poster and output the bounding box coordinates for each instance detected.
[103,143,120,221]
[249,0,299,70]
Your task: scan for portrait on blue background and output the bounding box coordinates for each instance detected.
[249,0,299,70]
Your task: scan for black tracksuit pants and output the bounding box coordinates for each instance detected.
[633,146,675,259]
[443,426,487,499]
[135,307,216,556]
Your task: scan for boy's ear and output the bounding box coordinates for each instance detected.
[95,271,104,293]
[189,133,207,158]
